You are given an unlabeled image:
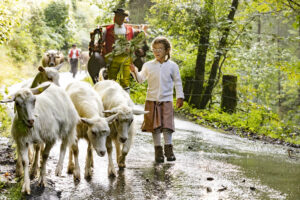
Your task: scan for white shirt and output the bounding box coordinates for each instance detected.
[68,48,80,59]
[102,24,136,41]
[132,59,184,102]
[114,24,126,35]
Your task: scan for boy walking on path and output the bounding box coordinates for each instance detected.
[130,36,184,163]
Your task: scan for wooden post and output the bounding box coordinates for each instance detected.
[221,75,237,113]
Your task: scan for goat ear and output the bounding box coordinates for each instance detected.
[103,110,118,115]
[54,63,63,71]
[0,95,15,103]
[31,82,51,95]
[38,66,45,72]
[106,113,118,124]
[133,109,149,115]
[81,118,93,125]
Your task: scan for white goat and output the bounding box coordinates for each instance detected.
[30,64,63,87]
[15,64,63,178]
[65,81,118,180]
[0,83,79,194]
[94,80,147,177]
[20,63,63,89]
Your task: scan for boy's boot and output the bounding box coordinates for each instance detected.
[154,146,164,163]
[164,144,176,161]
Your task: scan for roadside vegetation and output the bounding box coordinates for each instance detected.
[0,0,299,198]
[130,81,300,146]
[0,0,299,148]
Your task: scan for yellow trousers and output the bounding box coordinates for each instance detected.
[106,55,132,88]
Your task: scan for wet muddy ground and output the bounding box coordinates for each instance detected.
[0,71,299,200]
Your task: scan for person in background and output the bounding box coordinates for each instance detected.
[130,36,184,163]
[102,8,135,93]
[68,44,80,78]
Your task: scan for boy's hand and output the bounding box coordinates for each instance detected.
[176,98,183,108]
[130,64,136,72]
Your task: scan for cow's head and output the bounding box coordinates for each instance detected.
[47,50,60,67]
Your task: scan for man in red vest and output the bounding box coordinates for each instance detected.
[102,8,135,93]
[68,44,80,78]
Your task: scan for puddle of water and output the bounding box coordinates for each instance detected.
[172,118,300,200]
[226,154,300,200]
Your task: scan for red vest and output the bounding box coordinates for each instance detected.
[69,49,79,58]
[103,24,134,56]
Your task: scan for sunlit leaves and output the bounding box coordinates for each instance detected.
[0,0,22,44]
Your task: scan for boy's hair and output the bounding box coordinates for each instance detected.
[151,36,171,61]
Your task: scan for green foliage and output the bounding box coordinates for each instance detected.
[29,7,51,60]
[177,101,300,145]
[44,1,76,50]
[0,94,12,138]
[130,81,147,104]
[130,81,299,145]
[94,0,118,25]
[0,0,21,44]
[8,29,36,63]
[0,0,299,146]
[1,181,22,200]
[44,1,69,29]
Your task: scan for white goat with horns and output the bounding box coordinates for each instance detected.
[0,82,79,194]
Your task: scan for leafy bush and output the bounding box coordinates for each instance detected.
[0,94,12,138]
[130,80,147,104]
[8,30,36,63]
[130,85,300,145]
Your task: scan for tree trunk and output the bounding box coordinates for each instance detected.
[128,0,153,23]
[199,0,239,109]
[183,76,193,102]
[221,75,237,113]
[189,0,213,107]
[257,14,261,43]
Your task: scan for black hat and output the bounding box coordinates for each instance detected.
[72,44,76,47]
[113,8,128,16]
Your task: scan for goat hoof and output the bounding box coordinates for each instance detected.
[108,169,117,178]
[22,183,31,195]
[67,163,74,174]
[84,169,93,180]
[38,177,46,188]
[67,168,73,174]
[55,166,62,176]
[30,170,37,180]
[118,162,126,169]
[73,175,81,182]
[73,170,81,182]
[16,169,23,178]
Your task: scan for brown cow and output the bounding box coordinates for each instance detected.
[42,50,65,67]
